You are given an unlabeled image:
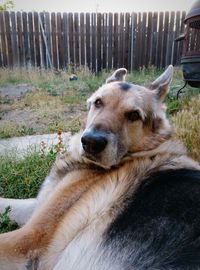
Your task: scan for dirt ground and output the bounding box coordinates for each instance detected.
[0,84,87,138]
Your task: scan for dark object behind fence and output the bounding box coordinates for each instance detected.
[0,11,186,71]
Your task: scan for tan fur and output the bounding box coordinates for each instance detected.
[0,66,199,270]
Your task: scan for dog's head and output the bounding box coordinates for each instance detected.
[76,66,173,168]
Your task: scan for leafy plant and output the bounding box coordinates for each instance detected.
[0,206,18,233]
[0,0,14,11]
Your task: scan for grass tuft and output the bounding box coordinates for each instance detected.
[0,150,56,199]
[170,96,200,162]
[0,206,19,233]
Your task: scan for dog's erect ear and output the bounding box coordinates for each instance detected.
[149,65,173,102]
[106,68,127,83]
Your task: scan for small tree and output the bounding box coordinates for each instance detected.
[0,0,14,11]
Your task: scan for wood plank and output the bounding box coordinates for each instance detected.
[130,12,137,70]
[140,12,147,68]
[17,12,24,67]
[0,31,2,67]
[44,12,52,69]
[22,12,30,68]
[4,11,13,67]
[119,13,124,67]
[0,13,4,67]
[156,12,164,68]
[57,12,64,69]
[91,13,96,72]
[34,12,41,67]
[135,13,142,69]
[51,12,58,70]
[80,13,85,67]
[161,11,169,67]
[113,13,119,69]
[107,13,113,69]
[68,13,74,68]
[39,12,46,69]
[10,12,18,67]
[63,12,69,69]
[0,12,8,67]
[150,12,158,66]
[145,12,152,68]
[74,13,79,68]
[0,14,2,67]
[102,13,107,69]
[97,13,102,72]
[166,11,175,65]
[124,13,130,69]
[28,12,35,67]
[85,13,90,69]
[172,11,181,65]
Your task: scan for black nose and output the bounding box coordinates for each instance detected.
[81,131,108,154]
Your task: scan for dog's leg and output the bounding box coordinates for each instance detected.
[0,168,102,269]
[0,198,37,226]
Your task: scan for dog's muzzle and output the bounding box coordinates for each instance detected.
[81,130,108,155]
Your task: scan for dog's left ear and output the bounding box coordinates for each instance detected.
[149,65,173,102]
[106,68,127,83]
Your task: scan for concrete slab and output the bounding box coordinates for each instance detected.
[0,132,72,158]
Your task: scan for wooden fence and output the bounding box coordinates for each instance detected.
[0,11,186,71]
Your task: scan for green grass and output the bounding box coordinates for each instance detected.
[0,150,56,199]
[0,207,19,233]
[0,149,56,233]
[0,124,35,139]
[170,96,200,162]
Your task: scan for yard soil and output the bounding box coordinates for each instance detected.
[0,84,87,137]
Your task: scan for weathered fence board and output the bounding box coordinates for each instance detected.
[162,12,169,68]
[57,12,64,69]
[85,13,90,69]
[0,11,188,71]
[108,13,113,69]
[4,11,12,67]
[91,13,96,72]
[0,12,8,66]
[103,13,107,69]
[145,12,152,68]
[63,13,68,69]
[40,12,46,69]
[141,12,147,69]
[97,13,102,72]
[156,12,163,68]
[28,12,35,67]
[113,13,118,68]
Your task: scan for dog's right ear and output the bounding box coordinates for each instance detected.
[106,68,127,83]
[149,65,173,102]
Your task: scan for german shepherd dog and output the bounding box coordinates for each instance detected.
[0,66,200,270]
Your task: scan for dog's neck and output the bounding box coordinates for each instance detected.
[126,139,186,159]
[122,139,200,172]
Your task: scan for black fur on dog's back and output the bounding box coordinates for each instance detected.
[104,169,200,270]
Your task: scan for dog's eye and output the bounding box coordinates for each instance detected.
[126,110,141,122]
[94,98,103,108]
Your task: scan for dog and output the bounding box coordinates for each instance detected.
[0,65,200,270]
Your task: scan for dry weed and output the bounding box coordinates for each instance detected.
[171,95,200,162]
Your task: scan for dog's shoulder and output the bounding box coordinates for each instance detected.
[104,168,200,269]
